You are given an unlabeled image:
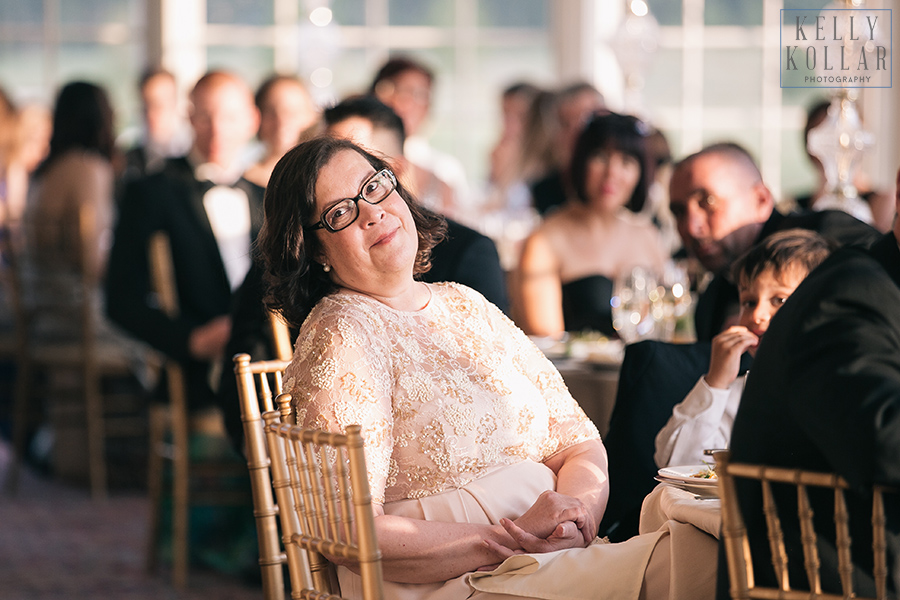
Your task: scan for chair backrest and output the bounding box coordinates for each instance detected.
[715,450,895,600]
[233,352,293,600]
[263,393,384,600]
[267,310,293,362]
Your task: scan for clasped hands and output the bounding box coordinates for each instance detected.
[479,490,596,569]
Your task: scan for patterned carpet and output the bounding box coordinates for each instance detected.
[0,439,265,600]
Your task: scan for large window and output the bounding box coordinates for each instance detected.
[0,0,144,132]
[634,0,894,204]
[2,0,895,204]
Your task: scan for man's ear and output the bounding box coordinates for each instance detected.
[751,180,776,218]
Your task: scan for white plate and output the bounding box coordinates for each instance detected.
[654,476,719,498]
[657,465,718,486]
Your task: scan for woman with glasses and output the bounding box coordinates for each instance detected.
[257,136,688,600]
[513,112,668,339]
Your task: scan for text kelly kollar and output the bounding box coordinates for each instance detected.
[784,15,888,72]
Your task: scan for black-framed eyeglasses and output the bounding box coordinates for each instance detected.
[306,168,398,233]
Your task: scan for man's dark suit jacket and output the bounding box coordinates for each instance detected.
[597,339,752,542]
[106,157,265,409]
[720,233,900,597]
[694,209,881,341]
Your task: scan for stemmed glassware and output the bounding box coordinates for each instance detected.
[611,266,657,343]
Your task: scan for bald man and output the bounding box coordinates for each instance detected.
[669,142,880,341]
[106,70,264,411]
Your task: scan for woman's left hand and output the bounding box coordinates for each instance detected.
[481,518,584,562]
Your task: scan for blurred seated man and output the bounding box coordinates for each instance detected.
[243,74,319,188]
[370,56,469,221]
[106,70,262,414]
[218,95,508,449]
[120,67,192,184]
[668,142,880,341]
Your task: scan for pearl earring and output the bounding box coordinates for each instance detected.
[322,263,331,273]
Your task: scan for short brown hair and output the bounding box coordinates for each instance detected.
[732,229,836,288]
[257,136,446,329]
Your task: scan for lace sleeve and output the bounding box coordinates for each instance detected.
[285,302,394,504]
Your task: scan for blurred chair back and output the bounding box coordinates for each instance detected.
[146,231,250,589]
[5,201,144,499]
[264,394,384,600]
[715,450,896,600]
[233,352,292,600]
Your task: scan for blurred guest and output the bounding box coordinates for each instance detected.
[28,81,118,279]
[106,70,262,412]
[654,229,833,468]
[120,67,191,183]
[323,95,508,314]
[370,55,469,221]
[243,74,319,188]
[485,81,542,213]
[792,98,894,233]
[0,87,22,237]
[528,82,605,215]
[668,142,880,342]
[514,112,667,338]
[723,171,900,598]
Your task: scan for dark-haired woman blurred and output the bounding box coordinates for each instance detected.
[513,112,667,338]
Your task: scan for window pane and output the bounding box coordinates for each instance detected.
[388,0,453,27]
[59,0,139,25]
[329,48,371,99]
[478,0,547,28]
[331,0,366,26]
[471,45,553,181]
[0,1,42,23]
[646,0,681,27]
[703,49,761,106]
[643,48,682,108]
[701,127,761,160]
[0,43,45,98]
[704,0,762,26]
[207,46,275,89]
[56,42,142,131]
[782,127,819,202]
[208,0,273,25]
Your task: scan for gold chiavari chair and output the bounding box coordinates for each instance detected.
[261,392,384,600]
[146,231,251,589]
[5,202,145,499]
[267,309,293,362]
[233,352,292,600]
[715,449,896,600]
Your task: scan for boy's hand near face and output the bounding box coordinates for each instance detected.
[704,326,758,389]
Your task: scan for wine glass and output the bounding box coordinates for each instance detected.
[650,260,694,342]
[611,266,657,343]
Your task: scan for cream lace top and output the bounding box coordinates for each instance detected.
[285,282,600,504]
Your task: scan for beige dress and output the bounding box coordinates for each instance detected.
[286,283,706,600]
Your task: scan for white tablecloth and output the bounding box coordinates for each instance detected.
[638,483,721,599]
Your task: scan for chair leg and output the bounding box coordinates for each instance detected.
[145,405,166,574]
[171,404,190,590]
[83,365,107,501]
[4,354,33,495]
